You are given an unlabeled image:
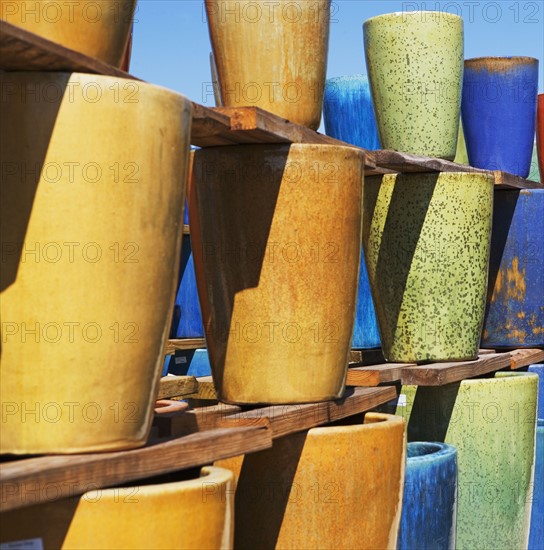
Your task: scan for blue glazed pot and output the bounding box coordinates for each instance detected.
[462,57,539,178]
[398,442,458,550]
[171,234,204,338]
[482,190,544,348]
[529,419,544,550]
[165,349,212,377]
[528,365,544,420]
[323,75,381,150]
[323,75,381,349]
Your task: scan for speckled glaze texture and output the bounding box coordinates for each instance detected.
[0,467,234,549]
[171,234,204,338]
[205,0,330,129]
[454,120,469,165]
[406,372,538,550]
[190,144,364,404]
[462,57,539,178]
[398,442,458,550]
[0,0,136,67]
[363,172,494,362]
[364,11,463,159]
[217,413,406,549]
[538,95,544,181]
[529,419,544,550]
[0,72,192,454]
[482,190,544,347]
[323,75,381,349]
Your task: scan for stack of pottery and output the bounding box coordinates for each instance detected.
[1,3,193,454]
[0,467,234,549]
[323,75,381,349]
[217,413,406,549]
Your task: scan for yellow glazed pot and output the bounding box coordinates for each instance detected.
[0,72,192,454]
[0,0,136,67]
[0,466,234,549]
[218,413,406,549]
[189,144,365,404]
[205,0,330,129]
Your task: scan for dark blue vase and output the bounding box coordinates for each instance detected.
[163,349,211,377]
[482,190,544,348]
[398,442,458,550]
[171,234,204,338]
[323,75,381,349]
[461,57,539,178]
[528,365,544,419]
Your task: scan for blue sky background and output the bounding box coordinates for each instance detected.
[130,0,543,126]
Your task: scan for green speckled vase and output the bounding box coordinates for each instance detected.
[363,172,493,362]
[404,372,538,550]
[364,11,464,159]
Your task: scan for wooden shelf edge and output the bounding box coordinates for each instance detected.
[164,338,207,355]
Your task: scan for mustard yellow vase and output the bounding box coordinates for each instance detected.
[0,467,234,550]
[0,72,192,454]
[205,0,330,129]
[0,0,136,67]
[218,413,406,549]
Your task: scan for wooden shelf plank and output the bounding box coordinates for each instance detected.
[0,426,271,513]
[164,338,207,354]
[347,363,414,386]
[158,376,198,399]
[400,353,512,386]
[509,348,544,370]
[218,386,396,439]
[0,19,135,78]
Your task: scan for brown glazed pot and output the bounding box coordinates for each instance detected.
[538,94,544,180]
[205,0,331,129]
[0,0,136,67]
[189,144,364,404]
[217,413,406,549]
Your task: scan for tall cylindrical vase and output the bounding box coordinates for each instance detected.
[482,190,544,348]
[398,442,458,550]
[323,74,381,349]
[0,0,136,67]
[364,11,464,159]
[205,0,331,129]
[538,94,544,181]
[363,172,494,362]
[0,467,234,549]
[462,57,539,178]
[218,413,406,549]
[1,72,192,454]
[189,144,365,404]
[406,372,538,550]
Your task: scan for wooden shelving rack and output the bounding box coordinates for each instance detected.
[1,19,542,515]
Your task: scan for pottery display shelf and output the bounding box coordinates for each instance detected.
[1,20,542,189]
[0,384,395,513]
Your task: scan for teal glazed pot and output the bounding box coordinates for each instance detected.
[406,372,538,550]
[363,172,494,362]
[482,190,544,348]
[398,442,458,550]
[364,11,464,159]
[529,418,544,550]
[462,57,539,178]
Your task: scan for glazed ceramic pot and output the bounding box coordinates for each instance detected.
[205,0,331,129]
[0,0,136,67]
[0,72,192,454]
[323,75,381,349]
[363,172,494,362]
[190,144,364,404]
[166,349,212,377]
[529,418,544,550]
[482,190,544,348]
[171,234,204,338]
[364,11,463,159]
[398,442,458,550]
[323,75,381,150]
[528,364,544,419]
[218,413,406,549]
[454,119,469,165]
[462,57,539,178]
[120,25,134,72]
[406,372,538,550]
[538,95,544,181]
[0,467,234,549]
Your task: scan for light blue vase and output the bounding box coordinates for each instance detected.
[323,75,381,349]
[164,349,211,377]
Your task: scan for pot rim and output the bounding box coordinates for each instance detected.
[364,10,463,26]
[407,441,457,461]
[465,56,539,65]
